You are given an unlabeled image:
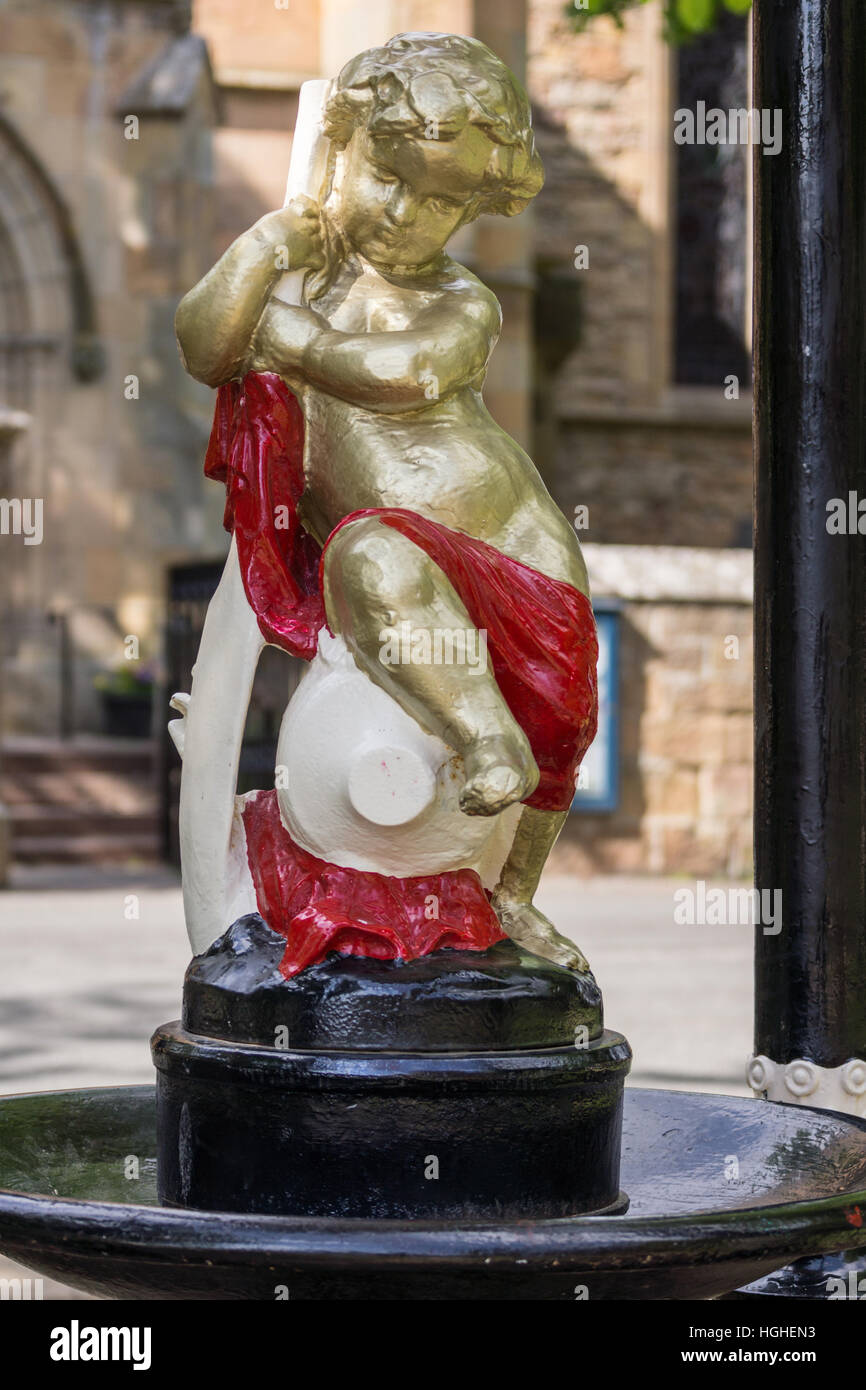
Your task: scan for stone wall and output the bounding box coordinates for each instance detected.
[553,545,754,878]
[527,3,753,548]
[192,0,320,83]
[556,411,753,548]
[529,0,662,408]
[523,7,755,874]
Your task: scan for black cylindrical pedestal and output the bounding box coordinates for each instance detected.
[152,918,631,1220]
[152,1025,630,1219]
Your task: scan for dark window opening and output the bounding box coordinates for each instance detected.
[675,13,751,388]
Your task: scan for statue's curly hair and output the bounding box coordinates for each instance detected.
[322,32,544,219]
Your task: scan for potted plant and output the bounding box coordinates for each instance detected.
[94,663,155,739]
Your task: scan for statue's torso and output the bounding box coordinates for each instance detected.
[291,255,587,593]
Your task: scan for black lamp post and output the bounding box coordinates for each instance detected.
[747,0,866,1294]
[752,0,866,1093]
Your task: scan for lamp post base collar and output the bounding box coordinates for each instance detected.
[747,1054,866,1117]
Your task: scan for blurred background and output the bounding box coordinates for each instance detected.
[0,0,754,1109]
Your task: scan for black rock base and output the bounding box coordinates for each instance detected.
[181,913,604,1051]
[152,916,631,1220]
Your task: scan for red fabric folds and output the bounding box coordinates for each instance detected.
[324,508,598,813]
[204,372,324,659]
[241,790,506,978]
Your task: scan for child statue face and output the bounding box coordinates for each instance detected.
[335,125,494,270]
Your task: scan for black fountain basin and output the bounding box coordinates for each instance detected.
[0,1085,865,1300]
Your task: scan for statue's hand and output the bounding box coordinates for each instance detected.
[253,197,325,273]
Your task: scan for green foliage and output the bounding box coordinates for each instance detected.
[565,0,751,42]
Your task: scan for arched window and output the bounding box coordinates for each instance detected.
[0,116,103,739]
[0,115,101,411]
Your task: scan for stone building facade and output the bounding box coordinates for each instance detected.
[524,3,754,874]
[0,0,222,737]
[0,0,754,875]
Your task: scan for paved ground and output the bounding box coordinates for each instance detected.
[0,863,753,1297]
[0,864,190,1095]
[537,874,753,1097]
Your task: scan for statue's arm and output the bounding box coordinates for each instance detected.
[252,286,501,412]
[175,202,323,387]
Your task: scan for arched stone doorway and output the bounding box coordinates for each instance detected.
[0,113,102,736]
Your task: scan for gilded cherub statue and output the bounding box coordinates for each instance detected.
[155,31,629,1226]
[171,32,598,981]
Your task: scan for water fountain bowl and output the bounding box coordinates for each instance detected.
[1,1085,866,1300]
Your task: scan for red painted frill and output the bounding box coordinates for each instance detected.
[241,789,506,978]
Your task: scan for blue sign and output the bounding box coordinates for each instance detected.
[571,604,620,813]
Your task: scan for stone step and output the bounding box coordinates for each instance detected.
[10,832,162,864]
[8,806,158,837]
[1,769,157,812]
[1,737,155,776]
[1,738,161,864]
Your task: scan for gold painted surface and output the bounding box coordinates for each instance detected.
[176,34,591,970]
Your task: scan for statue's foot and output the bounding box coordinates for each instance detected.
[492,896,590,974]
[459,734,539,817]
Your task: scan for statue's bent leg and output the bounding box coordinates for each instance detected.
[322,515,539,817]
[493,806,591,974]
